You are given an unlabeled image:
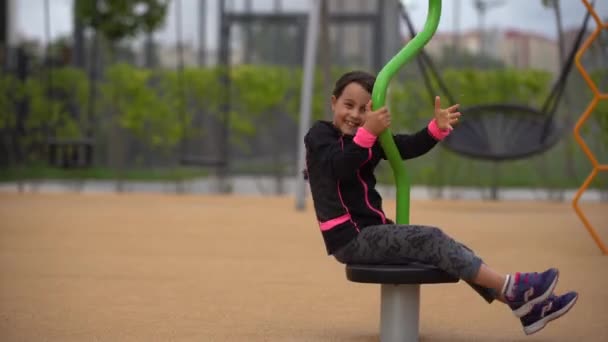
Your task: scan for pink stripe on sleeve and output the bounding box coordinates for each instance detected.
[353,127,377,148]
[319,214,352,231]
[427,119,451,141]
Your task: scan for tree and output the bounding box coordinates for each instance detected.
[232,65,295,194]
[101,63,183,149]
[75,0,168,47]
[74,0,169,191]
[0,73,25,166]
[25,67,89,143]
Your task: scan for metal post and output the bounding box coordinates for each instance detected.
[44,0,54,143]
[0,0,5,49]
[198,0,206,66]
[6,0,16,47]
[294,0,321,211]
[319,0,331,120]
[244,0,252,63]
[218,0,231,193]
[175,0,187,193]
[380,284,420,342]
[373,0,385,72]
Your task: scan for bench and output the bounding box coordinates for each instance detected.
[47,138,94,169]
[346,263,459,342]
[40,138,95,192]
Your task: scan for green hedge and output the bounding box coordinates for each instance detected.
[1,64,606,188]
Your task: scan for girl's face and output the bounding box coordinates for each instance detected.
[331,82,371,135]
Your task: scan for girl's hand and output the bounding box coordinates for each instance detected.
[434,96,461,131]
[362,100,391,136]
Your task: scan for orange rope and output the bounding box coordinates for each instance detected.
[573,0,608,255]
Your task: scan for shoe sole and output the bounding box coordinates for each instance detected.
[512,269,559,318]
[523,293,578,335]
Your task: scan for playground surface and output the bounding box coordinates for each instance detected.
[1,192,607,341]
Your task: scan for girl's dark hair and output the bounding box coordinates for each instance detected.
[332,71,376,98]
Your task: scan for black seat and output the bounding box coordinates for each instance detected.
[397,2,592,162]
[346,263,459,285]
[442,104,563,161]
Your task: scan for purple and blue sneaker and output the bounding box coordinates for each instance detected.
[505,268,559,317]
[520,291,579,335]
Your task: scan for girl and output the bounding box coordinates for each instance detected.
[304,70,578,335]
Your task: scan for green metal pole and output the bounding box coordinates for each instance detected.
[371,0,442,224]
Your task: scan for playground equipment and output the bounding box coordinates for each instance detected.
[399,2,593,162]
[573,0,608,255]
[341,1,458,342]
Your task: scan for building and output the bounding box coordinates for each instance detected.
[424,28,560,74]
[500,30,560,74]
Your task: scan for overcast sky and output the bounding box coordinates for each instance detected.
[10,0,608,50]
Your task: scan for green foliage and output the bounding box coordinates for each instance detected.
[232,65,292,116]
[0,74,25,130]
[442,68,552,106]
[286,67,353,122]
[8,62,606,188]
[75,0,169,42]
[24,67,89,142]
[101,63,184,149]
[228,65,293,149]
[5,60,608,191]
[180,67,224,115]
[281,68,325,121]
[388,78,432,131]
[590,69,608,146]
[384,68,553,134]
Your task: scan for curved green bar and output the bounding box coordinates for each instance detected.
[371,0,442,224]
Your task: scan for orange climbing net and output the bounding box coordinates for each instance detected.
[573,0,608,255]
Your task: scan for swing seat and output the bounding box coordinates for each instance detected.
[398,2,591,163]
[346,263,459,342]
[442,104,563,161]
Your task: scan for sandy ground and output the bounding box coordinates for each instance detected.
[0,192,607,342]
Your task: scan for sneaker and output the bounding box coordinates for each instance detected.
[520,292,579,335]
[505,268,559,317]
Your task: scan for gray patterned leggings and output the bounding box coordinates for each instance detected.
[333,224,497,303]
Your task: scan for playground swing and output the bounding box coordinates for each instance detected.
[399,2,593,161]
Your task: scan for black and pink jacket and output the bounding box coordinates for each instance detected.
[304,120,450,255]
